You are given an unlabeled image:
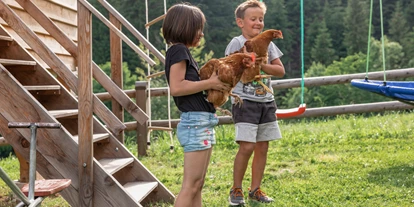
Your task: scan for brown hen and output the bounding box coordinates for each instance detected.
[239,29,283,83]
[199,52,256,111]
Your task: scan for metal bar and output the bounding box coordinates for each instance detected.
[0,167,30,205]
[28,125,37,201]
[8,122,61,128]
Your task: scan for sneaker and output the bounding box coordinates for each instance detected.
[229,187,245,206]
[248,187,274,203]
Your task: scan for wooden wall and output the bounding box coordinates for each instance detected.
[0,0,77,72]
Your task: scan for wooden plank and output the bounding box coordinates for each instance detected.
[0,35,13,41]
[99,158,134,175]
[25,85,61,95]
[98,0,165,64]
[4,27,72,56]
[148,126,173,131]
[15,0,147,126]
[135,82,148,156]
[21,179,71,197]
[45,0,77,11]
[0,1,126,135]
[72,133,109,143]
[109,14,124,143]
[78,0,155,66]
[3,0,78,26]
[271,68,414,89]
[0,58,36,66]
[0,9,78,41]
[49,109,78,118]
[24,85,60,91]
[124,182,158,203]
[77,3,93,207]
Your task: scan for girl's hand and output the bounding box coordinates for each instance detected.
[208,72,231,91]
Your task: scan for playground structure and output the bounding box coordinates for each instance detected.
[0,0,414,207]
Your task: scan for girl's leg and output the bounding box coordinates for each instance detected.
[251,141,269,189]
[174,148,212,207]
[193,147,213,206]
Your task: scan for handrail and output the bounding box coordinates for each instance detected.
[13,0,149,125]
[0,1,126,134]
[78,0,156,66]
[97,0,166,64]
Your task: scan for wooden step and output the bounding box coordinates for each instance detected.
[0,59,37,66]
[72,133,110,143]
[21,179,71,197]
[99,158,134,175]
[0,35,13,47]
[124,182,158,203]
[24,85,61,95]
[48,109,78,119]
[0,137,7,146]
[0,35,13,42]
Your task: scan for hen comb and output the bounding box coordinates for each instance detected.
[251,53,256,62]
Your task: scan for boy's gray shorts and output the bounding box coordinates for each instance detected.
[232,100,282,143]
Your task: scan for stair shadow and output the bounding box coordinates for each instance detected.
[367,164,414,188]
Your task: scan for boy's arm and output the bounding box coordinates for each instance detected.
[261,42,285,78]
[260,58,285,78]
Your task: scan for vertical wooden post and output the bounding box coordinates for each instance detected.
[135,81,148,156]
[109,14,124,143]
[15,151,29,183]
[78,3,93,207]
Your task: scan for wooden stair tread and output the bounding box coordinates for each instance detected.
[24,85,61,91]
[99,158,134,175]
[21,179,71,197]
[124,181,158,203]
[72,133,110,143]
[48,109,78,118]
[0,35,13,42]
[148,126,173,131]
[0,59,37,66]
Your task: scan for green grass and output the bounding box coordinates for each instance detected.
[1,111,414,206]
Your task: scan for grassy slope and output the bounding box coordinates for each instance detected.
[1,111,413,206]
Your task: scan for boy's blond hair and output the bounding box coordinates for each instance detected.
[234,0,267,19]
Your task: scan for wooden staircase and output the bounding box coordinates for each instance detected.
[0,21,174,207]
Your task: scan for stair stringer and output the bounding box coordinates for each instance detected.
[0,26,174,206]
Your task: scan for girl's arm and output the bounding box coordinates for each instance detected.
[169,60,230,97]
[260,58,285,78]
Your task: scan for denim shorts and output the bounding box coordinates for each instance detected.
[176,112,219,152]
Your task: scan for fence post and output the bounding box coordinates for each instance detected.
[135,81,148,156]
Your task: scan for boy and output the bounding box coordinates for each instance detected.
[225,0,285,205]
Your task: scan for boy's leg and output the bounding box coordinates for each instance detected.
[251,141,269,189]
[233,141,255,188]
[174,148,212,207]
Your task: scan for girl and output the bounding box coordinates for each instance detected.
[162,3,230,207]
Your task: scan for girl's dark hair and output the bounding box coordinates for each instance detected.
[162,3,206,46]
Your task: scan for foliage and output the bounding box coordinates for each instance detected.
[343,0,369,55]
[311,19,337,66]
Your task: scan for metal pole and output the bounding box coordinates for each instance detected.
[28,124,37,202]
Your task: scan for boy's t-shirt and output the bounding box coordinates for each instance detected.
[165,44,215,113]
[225,35,283,103]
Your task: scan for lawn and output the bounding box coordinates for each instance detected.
[1,111,413,206]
